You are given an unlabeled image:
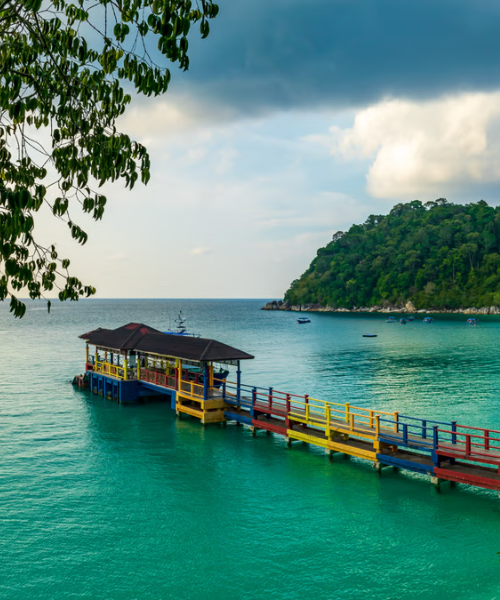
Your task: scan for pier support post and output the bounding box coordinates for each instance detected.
[325,448,333,460]
[431,476,441,491]
[285,437,292,448]
[250,426,256,436]
[374,461,382,474]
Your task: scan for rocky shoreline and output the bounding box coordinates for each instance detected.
[262,300,500,315]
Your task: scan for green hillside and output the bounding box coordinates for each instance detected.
[285,199,500,310]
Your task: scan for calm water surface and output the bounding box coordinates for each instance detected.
[1,300,500,599]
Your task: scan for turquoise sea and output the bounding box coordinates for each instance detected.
[2,299,500,599]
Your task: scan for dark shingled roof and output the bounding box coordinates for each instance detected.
[80,323,254,362]
[79,323,162,352]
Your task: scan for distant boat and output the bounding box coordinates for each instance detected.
[423,316,433,323]
[466,318,478,325]
[163,311,201,338]
[400,318,407,324]
[363,334,377,337]
[407,315,414,321]
[386,316,397,323]
[297,317,311,324]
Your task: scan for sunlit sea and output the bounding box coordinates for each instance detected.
[2,299,500,599]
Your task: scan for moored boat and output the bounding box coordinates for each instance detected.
[297,317,311,324]
[400,318,407,324]
[423,316,433,323]
[163,311,201,338]
[386,316,397,323]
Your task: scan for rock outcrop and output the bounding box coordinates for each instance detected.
[405,300,416,312]
[262,299,500,315]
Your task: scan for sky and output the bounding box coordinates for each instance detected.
[39,0,500,299]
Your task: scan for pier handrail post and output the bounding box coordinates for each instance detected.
[485,430,490,451]
[236,361,241,403]
[325,405,331,438]
[375,415,380,436]
[394,411,399,433]
[86,344,89,367]
[403,423,408,446]
[465,434,471,456]
[252,387,257,418]
[451,421,457,445]
[222,380,226,400]
[422,420,427,439]
[345,403,350,423]
[369,410,374,429]
[286,394,291,429]
[124,354,128,381]
[268,387,273,410]
[432,426,440,467]
[137,354,141,380]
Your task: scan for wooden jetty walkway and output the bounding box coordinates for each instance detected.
[74,322,500,497]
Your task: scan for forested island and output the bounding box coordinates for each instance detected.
[272,199,500,314]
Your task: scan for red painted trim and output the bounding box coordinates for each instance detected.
[437,449,500,467]
[435,467,500,492]
[252,419,287,436]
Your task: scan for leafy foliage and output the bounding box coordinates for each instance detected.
[0,0,218,316]
[285,199,500,310]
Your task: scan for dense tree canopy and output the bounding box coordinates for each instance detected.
[285,199,500,310]
[0,0,218,316]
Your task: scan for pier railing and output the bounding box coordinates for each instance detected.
[435,424,500,464]
[140,367,177,390]
[179,378,205,398]
[94,360,133,380]
[224,381,402,439]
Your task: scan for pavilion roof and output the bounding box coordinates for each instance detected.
[79,322,254,362]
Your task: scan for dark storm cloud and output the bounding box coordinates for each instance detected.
[177,0,500,113]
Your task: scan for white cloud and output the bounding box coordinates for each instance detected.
[190,246,213,256]
[327,91,500,199]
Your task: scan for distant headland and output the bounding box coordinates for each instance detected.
[279,199,500,314]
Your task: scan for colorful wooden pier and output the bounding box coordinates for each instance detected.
[76,322,500,497]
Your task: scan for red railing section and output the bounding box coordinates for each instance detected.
[436,424,500,464]
[142,368,177,390]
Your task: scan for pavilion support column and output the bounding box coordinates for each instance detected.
[203,363,209,400]
[86,345,89,367]
[236,361,241,403]
[176,358,181,391]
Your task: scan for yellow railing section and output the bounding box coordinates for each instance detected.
[95,360,127,380]
[179,378,205,399]
[289,397,396,439]
[235,385,400,441]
